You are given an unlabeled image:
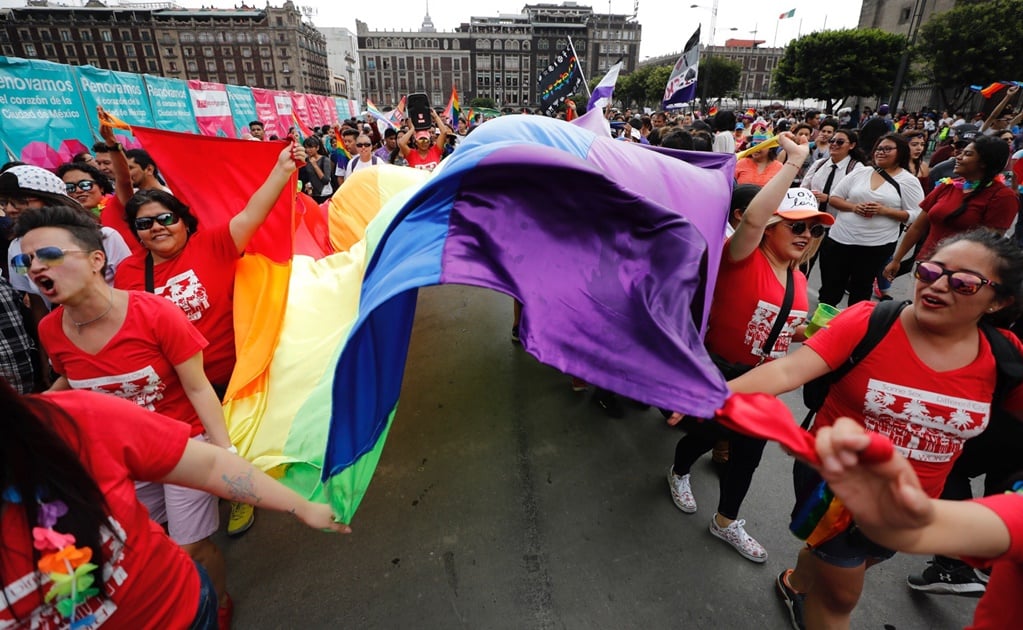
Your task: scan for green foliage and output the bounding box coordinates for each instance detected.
[914,0,1023,111]
[697,56,742,103]
[645,65,675,106]
[773,28,907,112]
[468,97,497,109]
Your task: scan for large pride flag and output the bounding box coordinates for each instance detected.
[132,110,735,522]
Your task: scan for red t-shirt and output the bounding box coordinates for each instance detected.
[114,225,239,386]
[734,159,783,187]
[964,493,1023,630]
[0,390,198,629]
[405,145,443,171]
[98,194,143,256]
[806,302,1023,497]
[704,245,809,365]
[39,291,209,436]
[918,181,1018,259]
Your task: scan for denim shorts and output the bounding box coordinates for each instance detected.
[792,460,896,569]
[187,560,219,630]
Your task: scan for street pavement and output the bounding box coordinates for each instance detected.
[219,279,981,629]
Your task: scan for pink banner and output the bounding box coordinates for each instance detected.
[272,91,294,138]
[251,87,280,136]
[187,80,235,138]
[305,94,325,129]
[290,92,313,131]
[319,96,339,126]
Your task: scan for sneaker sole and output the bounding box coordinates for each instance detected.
[775,572,804,630]
[709,522,768,563]
[666,469,697,514]
[906,579,985,596]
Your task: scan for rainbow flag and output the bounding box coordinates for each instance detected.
[388,96,407,126]
[981,82,1008,98]
[443,86,461,129]
[366,97,398,130]
[130,110,735,522]
[333,128,352,160]
[291,112,312,141]
[708,106,719,116]
[745,108,756,117]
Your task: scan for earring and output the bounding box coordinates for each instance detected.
[988,307,995,312]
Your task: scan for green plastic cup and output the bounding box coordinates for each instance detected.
[805,303,841,338]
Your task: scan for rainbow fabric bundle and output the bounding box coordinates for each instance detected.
[134,110,736,521]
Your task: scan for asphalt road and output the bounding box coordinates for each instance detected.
[218,280,980,629]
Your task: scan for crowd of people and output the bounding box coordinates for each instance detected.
[2,91,1023,630]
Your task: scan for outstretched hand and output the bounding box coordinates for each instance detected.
[280,140,307,171]
[295,501,352,534]
[776,131,808,163]
[815,418,933,531]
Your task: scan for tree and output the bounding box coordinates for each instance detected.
[643,65,674,108]
[697,56,742,104]
[914,0,1023,112]
[469,97,497,109]
[773,29,907,113]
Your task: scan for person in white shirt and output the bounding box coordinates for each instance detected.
[344,134,381,178]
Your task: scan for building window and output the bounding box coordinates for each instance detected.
[39,30,52,42]
[64,43,77,56]
[109,60,120,70]
[128,60,139,72]
[261,60,273,72]
[241,47,252,57]
[414,57,423,70]
[203,46,214,57]
[246,74,256,85]
[206,60,217,72]
[101,30,112,42]
[124,44,136,56]
[398,57,406,70]
[147,59,158,72]
[43,44,56,56]
[141,31,151,41]
[494,40,503,50]
[184,47,194,57]
[432,77,440,90]
[453,58,461,71]
[225,60,235,72]
[478,40,490,50]
[17,29,29,40]
[181,33,195,43]
[2,45,14,56]
[120,29,131,40]
[169,61,179,72]
[187,60,198,72]
[243,60,253,71]
[366,58,376,70]
[60,29,71,42]
[80,29,93,41]
[259,47,271,57]
[104,44,116,57]
[84,43,95,55]
[24,43,36,56]
[538,39,548,50]
[143,44,155,56]
[898,6,912,24]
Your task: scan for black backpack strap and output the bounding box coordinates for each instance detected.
[759,266,795,365]
[800,299,910,429]
[875,167,902,199]
[980,323,1023,404]
[144,251,155,293]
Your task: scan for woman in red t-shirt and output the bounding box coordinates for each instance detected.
[666,132,834,563]
[13,206,242,627]
[885,135,1016,279]
[0,380,348,629]
[730,229,1023,629]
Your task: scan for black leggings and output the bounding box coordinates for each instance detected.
[817,237,897,307]
[672,418,767,520]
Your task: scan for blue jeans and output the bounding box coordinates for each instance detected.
[187,560,219,630]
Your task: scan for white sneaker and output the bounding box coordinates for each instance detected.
[709,515,767,563]
[666,467,697,513]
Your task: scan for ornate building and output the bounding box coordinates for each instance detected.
[0,1,330,94]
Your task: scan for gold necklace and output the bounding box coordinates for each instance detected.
[68,287,114,333]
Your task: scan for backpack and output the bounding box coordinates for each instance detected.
[800,299,1023,429]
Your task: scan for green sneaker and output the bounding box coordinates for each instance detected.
[227,502,254,537]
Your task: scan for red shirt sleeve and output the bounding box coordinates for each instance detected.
[983,186,1019,231]
[147,293,208,366]
[962,493,1023,567]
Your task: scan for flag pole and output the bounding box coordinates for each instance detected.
[568,36,592,98]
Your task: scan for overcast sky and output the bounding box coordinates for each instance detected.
[210,0,864,59]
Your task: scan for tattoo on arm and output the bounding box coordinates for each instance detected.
[221,469,261,504]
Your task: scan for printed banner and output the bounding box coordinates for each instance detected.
[317,95,339,126]
[226,84,258,137]
[291,92,314,130]
[663,27,701,110]
[187,80,235,138]
[0,57,94,168]
[75,65,154,140]
[537,46,583,117]
[251,87,280,136]
[144,75,199,134]
[272,90,294,138]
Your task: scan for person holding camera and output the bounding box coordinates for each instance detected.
[399,109,450,172]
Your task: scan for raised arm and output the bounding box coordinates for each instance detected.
[398,122,414,158]
[431,109,451,148]
[728,132,808,262]
[97,107,136,206]
[980,85,1019,132]
[228,141,305,253]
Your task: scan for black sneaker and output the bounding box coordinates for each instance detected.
[775,569,806,630]
[907,559,986,596]
[511,325,520,343]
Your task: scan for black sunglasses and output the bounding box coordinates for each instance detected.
[134,212,180,231]
[785,221,826,238]
[827,139,846,147]
[65,180,97,194]
[915,261,1000,296]
[10,247,89,275]
[355,142,372,148]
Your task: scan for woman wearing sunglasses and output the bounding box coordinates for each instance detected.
[13,204,243,627]
[727,229,1023,629]
[665,132,833,563]
[883,135,1016,283]
[817,133,925,308]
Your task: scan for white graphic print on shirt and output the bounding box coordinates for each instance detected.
[862,378,990,463]
[69,366,165,412]
[745,300,808,359]
[156,270,208,322]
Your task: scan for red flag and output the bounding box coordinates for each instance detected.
[708,106,719,116]
[130,127,296,263]
[981,82,1007,99]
